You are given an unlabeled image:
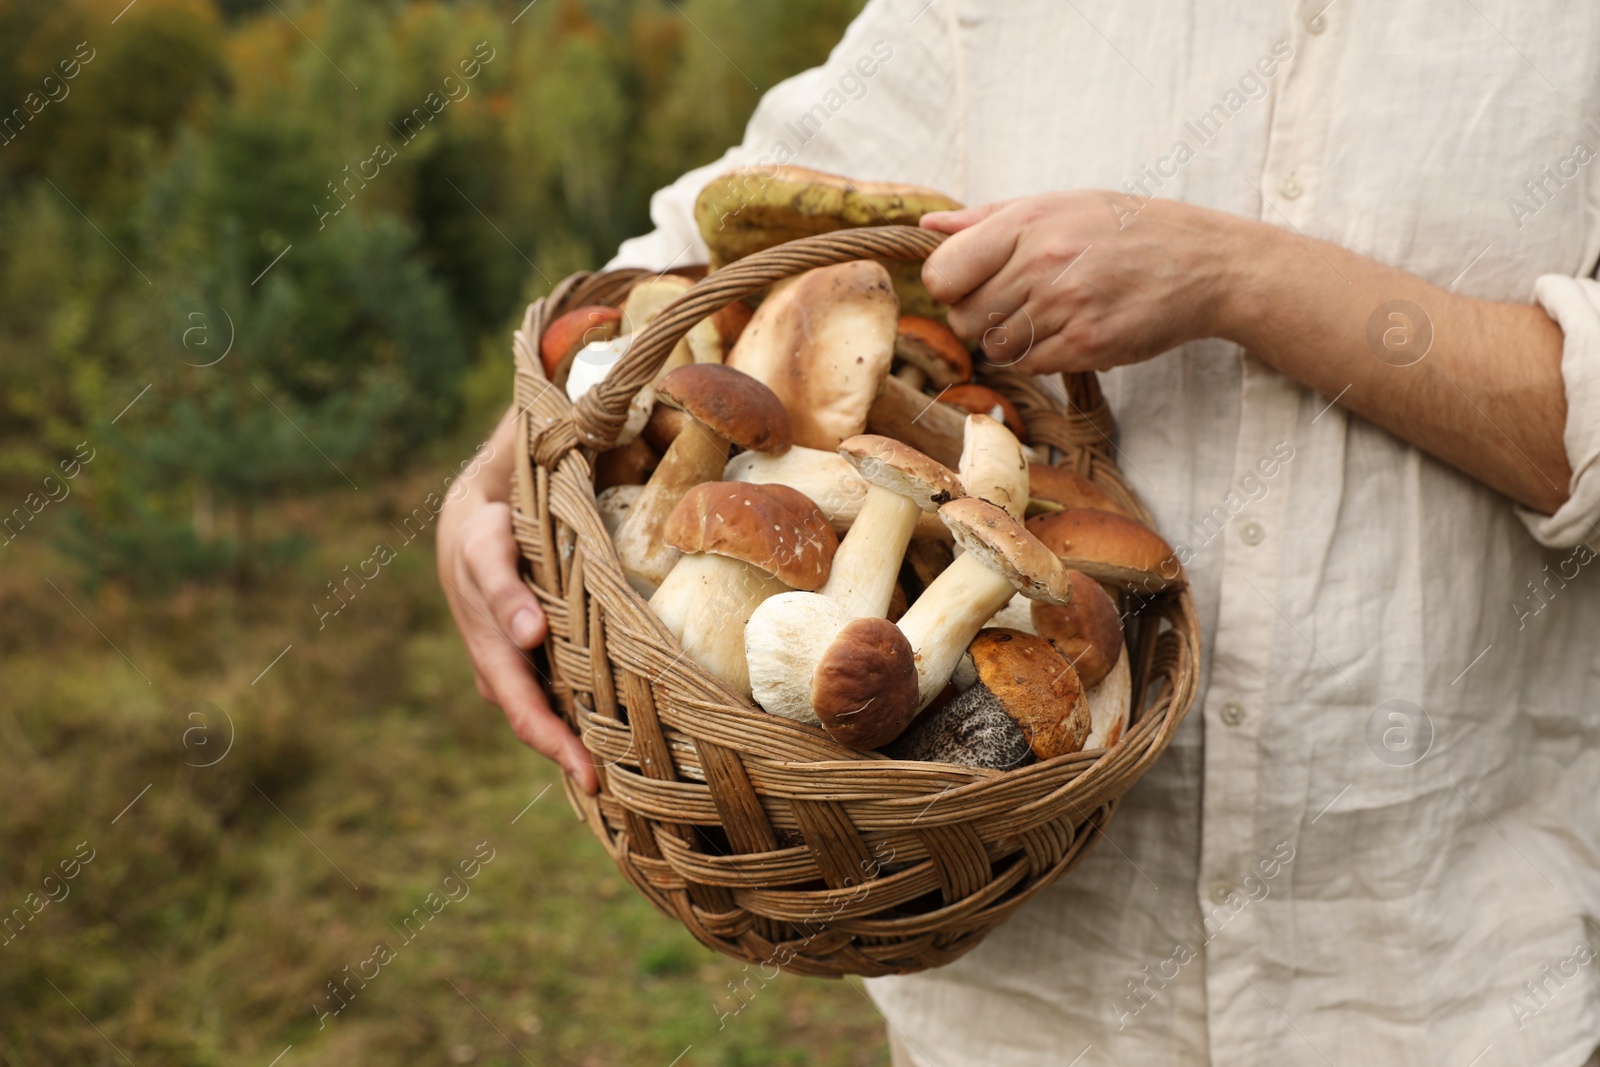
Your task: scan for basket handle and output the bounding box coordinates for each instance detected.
[568,224,947,452]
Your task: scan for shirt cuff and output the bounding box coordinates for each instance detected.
[1517,274,1600,548]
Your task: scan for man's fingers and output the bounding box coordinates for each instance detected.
[918,199,1009,234]
[922,210,1022,306]
[461,504,547,650]
[479,640,598,794]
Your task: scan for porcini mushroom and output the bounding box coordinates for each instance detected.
[887,629,1091,768]
[893,315,971,391]
[727,260,899,451]
[613,364,791,596]
[1027,463,1132,518]
[621,274,697,373]
[896,497,1074,710]
[820,435,962,618]
[724,445,947,539]
[940,384,1031,444]
[958,413,1029,519]
[1026,508,1185,594]
[565,334,654,445]
[596,483,643,537]
[649,482,837,697]
[1031,569,1125,688]
[1084,645,1132,749]
[745,593,920,750]
[541,305,622,387]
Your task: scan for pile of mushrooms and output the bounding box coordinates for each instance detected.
[568,257,1184,769]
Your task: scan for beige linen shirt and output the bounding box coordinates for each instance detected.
[609,2,1600,1063]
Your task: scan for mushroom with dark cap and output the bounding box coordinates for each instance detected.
[887,629,1091,768]
[613,363,791,596]
[746,592,921,749]
[1031,569,1125,689]
[649,481,837,698]
[895,497,1075,710]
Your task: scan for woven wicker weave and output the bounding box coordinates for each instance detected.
[509,226,1199,978]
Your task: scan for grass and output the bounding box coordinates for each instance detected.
[0,468,889,1066]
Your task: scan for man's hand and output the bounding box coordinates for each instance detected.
[920,192,1247,374]
[437,406,598,794]
[919,191,1570,515]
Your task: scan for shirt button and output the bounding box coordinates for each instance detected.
[1278,174,1303,200]
[1220,702,1246,726]
[1240,520,1265,546]
[1306,13,1327,34]
[1210,883,1233,905]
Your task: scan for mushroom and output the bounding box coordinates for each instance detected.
[565,334,655,445]
[896,497,1074,710]
[593,435,659,490]
[893,316,971,391]
[745,593,919,750]
[613,364,791,596]
[820,435,962,618]
[1026,508,1185,594]
[940,383,1031,444]
[689,301,754,364]
[541,305,622,388]
[621,274,697,373]
[1031,569,1125,689]
[727,260,899,451]
[1083,644,1132,750]
[958,413,1029,520]
[724,445,947,540]
[649,482,837,697]
[596,483,643,537]
[887,629,1090,768]
[1027,463,1132,519]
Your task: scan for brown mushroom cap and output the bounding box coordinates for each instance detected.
[837,435,963,513]
[655,363,792,455]
[1030,570,1124,688]
[810,617,919,750]
[895,316,971,388]
[1028,464,1131,518]
[541,305,622,383]
[968,628,1091,759]
[939,384,1030,444]
[663,481,838,590]
[712,300,754,351]
[939,497,1073,605]
[1026,508,1185,593]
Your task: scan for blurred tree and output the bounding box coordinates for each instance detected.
[0,0,868,591]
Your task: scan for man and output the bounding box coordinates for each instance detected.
[440,2,1600,1062]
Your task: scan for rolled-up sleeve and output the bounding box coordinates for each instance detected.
[607,0,961,271]
[1517,275,1600,547]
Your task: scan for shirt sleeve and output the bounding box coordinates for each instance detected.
[1517,274,1600,547]
[606,0,962,271]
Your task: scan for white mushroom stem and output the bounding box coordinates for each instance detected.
[649,552,788,698]
[895,553,1019,710]
[613,426,730,597]
[817,488,919,618]
[726,447,946,539]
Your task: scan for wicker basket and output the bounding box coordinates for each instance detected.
[509,226,1199,978]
